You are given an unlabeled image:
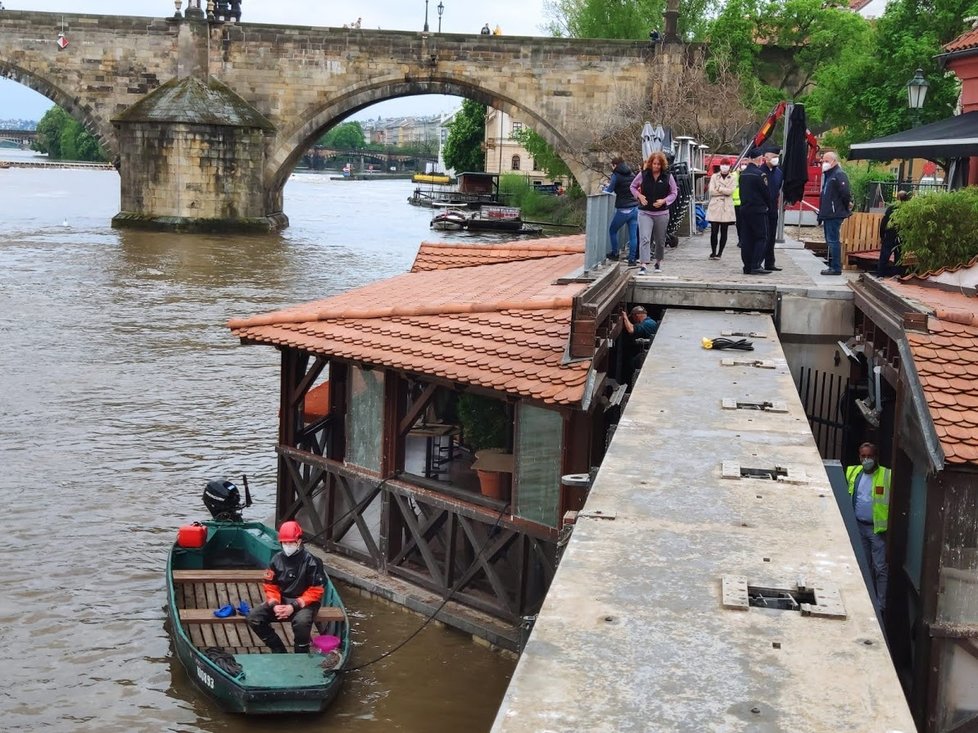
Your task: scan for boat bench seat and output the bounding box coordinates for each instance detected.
[172,569,268,583]
[179,606,345,625]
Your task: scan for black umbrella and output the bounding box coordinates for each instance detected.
[782,104,809,205]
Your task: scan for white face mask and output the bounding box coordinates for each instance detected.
[282,542,300,557]
[770,157,780,166]
[821,161,832,172]
[719,165,730,173]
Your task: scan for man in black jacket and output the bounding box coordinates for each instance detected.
[247,521,326,654]
[818,151,852,275]
[738,148,773,275]
[878,191,910,276]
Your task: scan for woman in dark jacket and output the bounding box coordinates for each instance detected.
[603,157,639,265]
[629,151,678,275]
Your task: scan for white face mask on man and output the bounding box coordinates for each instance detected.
[821,161,832,172]
[770,156,780,166]
[282,542,300,557]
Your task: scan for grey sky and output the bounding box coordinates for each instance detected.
[0,0,551,121]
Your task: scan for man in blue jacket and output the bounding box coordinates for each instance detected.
[817,151,852,275]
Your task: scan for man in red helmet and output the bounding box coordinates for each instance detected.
[246,520,326,654]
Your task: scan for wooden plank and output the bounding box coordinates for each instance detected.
[178,607,345,624]
[172,569,267,583]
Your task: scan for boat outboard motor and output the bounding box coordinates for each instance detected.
[203,478,244,521]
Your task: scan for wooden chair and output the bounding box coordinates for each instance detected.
[840,212,884,270]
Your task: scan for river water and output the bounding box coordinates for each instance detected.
[0,149,517,732]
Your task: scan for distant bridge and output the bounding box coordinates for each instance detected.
[0,128,36,148]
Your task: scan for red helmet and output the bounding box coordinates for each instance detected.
[278,521,303,543]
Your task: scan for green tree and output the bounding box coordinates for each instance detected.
[319,121,365,149]
[807,0,975,150]
[511,127,572,181]
[544,0,715,41]
[443,99,486,173]
[31,106,107,162]
[707,0,873,119]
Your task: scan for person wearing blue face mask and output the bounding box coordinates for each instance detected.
[246,521,326,653]
[846,442,891,614]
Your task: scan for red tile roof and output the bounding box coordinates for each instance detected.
[945,27,978,53]
[884,275,978,464]
[229,253,594,406]
[410,235,585,272]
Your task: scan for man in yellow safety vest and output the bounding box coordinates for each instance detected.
[846,442,891,614]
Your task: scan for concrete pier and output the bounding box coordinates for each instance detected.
[492,308,915,732]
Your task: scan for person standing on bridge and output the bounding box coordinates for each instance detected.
[630,151,677,275]
[247,521,326,654]
[846,442,891,615]
[604,156,639,266]
[762,147,784,271]
[736,148,772,275]
[705,157,736,260]
[481,23,491,34]
[817,150,852,276]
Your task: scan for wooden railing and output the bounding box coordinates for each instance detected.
[276,445,559,622]
[841,212,883,270]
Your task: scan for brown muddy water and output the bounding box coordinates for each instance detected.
[0,151,518,732]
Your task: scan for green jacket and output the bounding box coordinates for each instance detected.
[731,170,741,206]
[846,464,891,533]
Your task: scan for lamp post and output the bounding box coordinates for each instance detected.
[423,0,430,32]
[906,68,929,128]
[437,1,444,33]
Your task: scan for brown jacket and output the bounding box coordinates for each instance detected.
[706,172,737,223]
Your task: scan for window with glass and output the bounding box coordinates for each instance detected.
[511,121,523,138]
[516,404,563,526]
[346,366,384,472]
[511,155,521,171]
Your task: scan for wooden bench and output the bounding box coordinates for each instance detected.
[172,569,267,583]
[178,606,345,624]
[841,212,883,270]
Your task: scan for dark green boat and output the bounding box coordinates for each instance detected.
[166,483,349,714]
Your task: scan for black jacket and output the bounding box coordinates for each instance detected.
[818,165,852,221]
[638,170,673,213]
[738,163,771,214]
[608,163,639,209]
[264,547,326,606]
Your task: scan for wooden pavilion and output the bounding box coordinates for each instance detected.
[228,236,632,636]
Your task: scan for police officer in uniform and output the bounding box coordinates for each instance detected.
[737,148,772,275]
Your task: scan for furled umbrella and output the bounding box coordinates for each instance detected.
[641,122,657,159]
[781,103,810,205]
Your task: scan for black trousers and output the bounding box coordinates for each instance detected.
[247,602,320,653]
[740,213,768,273]
[764,214,778,269]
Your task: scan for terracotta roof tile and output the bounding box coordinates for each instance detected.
[410,235,585,272]
[885,277,978,466]
[230,252,595,406]
[945,27,978,53]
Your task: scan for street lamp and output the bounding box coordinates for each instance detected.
[423,0,429,32]
[437,1,444,33]
[906,68,929,127]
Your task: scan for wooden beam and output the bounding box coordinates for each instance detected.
[398,382,439,437]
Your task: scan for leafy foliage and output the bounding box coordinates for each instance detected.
[498,174,585,227]
[443,99,486,173]
[843,162,896,211]
[890,188,978,273]
[510,127,572,180]
[457,393,509,451]
[318,121,365,149]
[32,106,107,162]
[544,0,715,41]
[807,0,975,148]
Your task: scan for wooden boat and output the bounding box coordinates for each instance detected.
[166,518,349,714]
[464,205,525,232]
[430,209,468,230]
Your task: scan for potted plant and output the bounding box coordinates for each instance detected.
[457,393,511,500]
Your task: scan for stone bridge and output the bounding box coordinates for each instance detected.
[0,10,677,231]
[0,128,36,147]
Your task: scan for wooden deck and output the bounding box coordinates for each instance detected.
[174,572,342,654]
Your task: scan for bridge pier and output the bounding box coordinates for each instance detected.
[111,75,286,233]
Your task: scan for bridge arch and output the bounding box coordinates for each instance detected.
[0,63,118,161]
[265,76,584,207]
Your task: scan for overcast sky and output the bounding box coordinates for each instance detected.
[0,0,552,121]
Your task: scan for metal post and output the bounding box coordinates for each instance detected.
[776,103,791,243]
[585,194,615,272]
[423,0,429,32]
